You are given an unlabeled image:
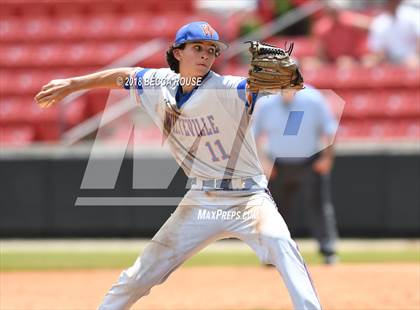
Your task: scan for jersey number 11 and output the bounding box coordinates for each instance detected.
[205,139,229,162]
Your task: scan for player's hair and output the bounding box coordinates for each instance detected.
[166,44,186,73]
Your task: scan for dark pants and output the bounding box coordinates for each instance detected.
[268,159,338,256]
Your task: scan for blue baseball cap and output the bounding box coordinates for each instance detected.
[173,21,228,52]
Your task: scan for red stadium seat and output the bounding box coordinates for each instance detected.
[2,2,417,144]
[305,65,420,89]
[150,13,183,38]
[337,119,420,140]
[1,16,83,42]
[63,98,88,127]
[223,12,247,41]
[86,89,110,116]
[73,42,133,66]
[0,97,30,123]
[35,123,61,141]
[140,50,168,69]
[0,69,79,96]
[113,14,143,39]
[60,43,97,66]
[341,89,420,119]
[334,66,371,89]
[33,44,66,67]
[31,98,87,126]
[53,15,85,41]
[402,120,420,138]
[0,95,88,140]
[341,91,375,117]
[369,66,400,88]
[0,44,30,67]
[22,16,51,41]
[364,120,389,139]
[336,119,368,139]
[1,71,39,96]
[155,0,194,12]
[110,12,222,40]
[0,125,35,146]
[363,119,420,140]
[113,13,222,40]
[0,3,18,17]
[52,2,88,16]
[12,72,42,95]
[403,68,420,88]
[303,66,337,89]
[389,119,418,139]
[120,0,194,13]
[0,17,20,42]
[1,42,137,68]
[0,97,59,142]
[112,14,175,39]
[95,42,134,64]
[83,15,118,40]
[369,66,420,88]
[382,90,420,117]
[0,1,52,17]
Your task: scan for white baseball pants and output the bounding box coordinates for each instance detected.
[98,189,322,310]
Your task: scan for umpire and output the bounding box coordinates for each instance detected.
[253,86,339,264]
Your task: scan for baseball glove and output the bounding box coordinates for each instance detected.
[246,40,304,93]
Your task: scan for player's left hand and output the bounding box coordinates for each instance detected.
[312,157,333,175]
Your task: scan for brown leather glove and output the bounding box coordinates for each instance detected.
[246,41,304,93]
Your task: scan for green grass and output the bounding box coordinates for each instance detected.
[1,250,419,271]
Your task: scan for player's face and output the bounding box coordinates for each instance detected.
[175,42,218,77]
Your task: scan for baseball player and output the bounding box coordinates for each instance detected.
[35,22,322,310]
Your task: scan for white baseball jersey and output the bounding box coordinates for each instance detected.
[100,69,322,310]
[127,68,265,181]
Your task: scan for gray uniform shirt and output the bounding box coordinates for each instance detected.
[252,86,337,162]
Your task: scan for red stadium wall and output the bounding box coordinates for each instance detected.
[1,1,419,145]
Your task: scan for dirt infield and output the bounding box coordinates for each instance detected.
[1,263,419,310]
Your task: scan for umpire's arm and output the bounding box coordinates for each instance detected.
[34,67,134,108]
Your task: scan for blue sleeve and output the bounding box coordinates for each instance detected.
[123,68,150,94]
[316,92,337,136]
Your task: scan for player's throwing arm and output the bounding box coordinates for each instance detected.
[34,67,134,108]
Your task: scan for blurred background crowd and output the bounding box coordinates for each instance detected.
[0,0,419,242]
[0,0,419,146]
